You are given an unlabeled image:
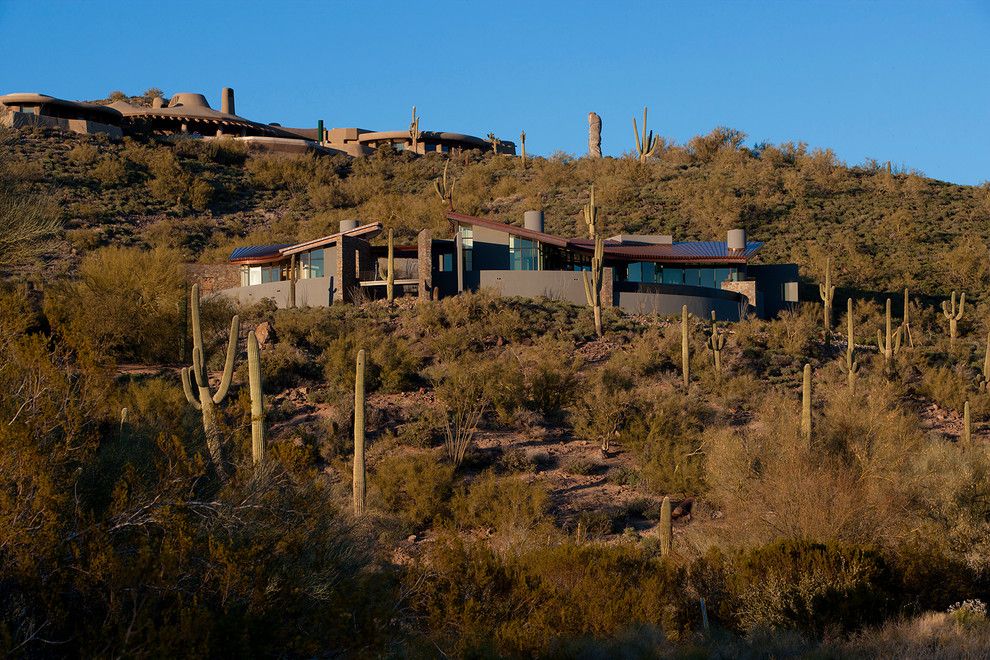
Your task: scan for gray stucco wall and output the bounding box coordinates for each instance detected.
[615,283,747,321]
[479,270,590,305]
[219,276,335,308]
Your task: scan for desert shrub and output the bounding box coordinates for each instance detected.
[373,452,454,531]
[259,341,313,390]
[431,356,503,467]
[406,536,689,656]
[562,456,604,476]
[92,156,128,187]
[320,330,423,396]
[45,246,185,362]
[68,142,100,165]
[764,304,821,358]
[394,405,444,448]
[832,610,990,659]
[518,336,582,419]
[571,366,635,451]
[450,471,550,533]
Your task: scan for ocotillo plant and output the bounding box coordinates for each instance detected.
[632,106,659,162]
[707,322,725,377]
[964,400,972,446]
[353,349,366,516]
[247,329,265,465]
[581,186,604,337]
[844,298,859,390]
[180,283,239,479]
[520,130,527,168]
[876,298,903,373]
[942,291,966,345]
[385,229,395,304]
[902,287,914,347]
[819,257,835,334]
[681,305,690,389]
[434,161,454,210]
[801,363,812,447]
[409,106,420,151]
[659,495,672,557]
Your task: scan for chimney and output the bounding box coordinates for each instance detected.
[523,210,544,233]
[151,96,163,109]
[339,219,359,233]
[221,87,235,115]
[727,228,746,252]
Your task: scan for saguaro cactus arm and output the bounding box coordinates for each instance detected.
[181,367,201,410]
[632,107,659,162]
[212,315,240,403]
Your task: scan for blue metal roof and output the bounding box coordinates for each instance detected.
[229,243,293,262]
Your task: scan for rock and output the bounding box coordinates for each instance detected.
[255,321,275,347]
[407,535,417,543]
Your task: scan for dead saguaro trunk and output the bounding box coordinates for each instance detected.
[588,112,602,158]
[180,284,239,480]
[353,349,366,516]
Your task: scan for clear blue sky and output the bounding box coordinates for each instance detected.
[2,1,988,185]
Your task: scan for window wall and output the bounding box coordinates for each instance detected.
[458,224,474,271]
[509,236,541,270]
[299,249,324,279]
[624,263,738,289]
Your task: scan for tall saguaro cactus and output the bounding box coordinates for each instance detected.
[581,186,604,337]
[942,291,966,345]
[409,106,421,151]
[181,283,239,479]
[902,287,914,347]
[385,228,395,304]
[487,132,500,154]
[876,298,903,373]
[819,257,835,334]
[707,322,725,377]
[632,106,659,162]
[845,298,859,390]
[681,305,690,389]
[434,161,454,210]
[659,495,672,557]
[353,349,367,516]
[964,400,972,446]
[247,330,265,465]
[801,363,812,447]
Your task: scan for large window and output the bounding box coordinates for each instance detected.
[299,249,324,279]
[458,224,473,271]
[509,236,541,271]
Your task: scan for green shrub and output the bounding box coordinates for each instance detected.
[373,452,454,531]
[451,471,549,533]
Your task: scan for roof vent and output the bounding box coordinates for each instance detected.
[339,219,359,233]
[151,96,164,109]
[727,229,747,251]
[523,210,544,233]
[167,93,210,109]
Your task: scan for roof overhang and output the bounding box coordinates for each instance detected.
[229,222,383,264]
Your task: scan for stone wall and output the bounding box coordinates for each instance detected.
[185,263,240,294]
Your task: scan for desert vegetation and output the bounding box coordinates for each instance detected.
[3,119,990,657]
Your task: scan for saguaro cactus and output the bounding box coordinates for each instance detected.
[353,349,366,516]
[844,298,859,390]
[247,329,265,465]
[876,298,903,373]
[632,106,659,162]
[901,287,914,347]
[520,130,527,168]
[581,186,604,337]
[659,495,672,557]
[982,331,990,389]
[942,291,966,345]
[487,132,500,154]
[385,228,395,304]
[819,257,835,334]
[801,363,812,447]
[434,161,454,210]
[681,305,690,389]
[964,400,972,446]
[409,106,421,151]
[181,283,239,478]
[588,111,602,158]
[707,322,725,377]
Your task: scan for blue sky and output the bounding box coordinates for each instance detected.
[1,1,988,185]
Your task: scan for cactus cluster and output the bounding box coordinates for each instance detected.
[181,284,239,479]
[707,321,725,377]
[942,291,966,345]
[353,349,366,516]
[681,305,690,389]
[876,298,903,373]
[580,186,604,337]
[819,257,835,334]
[632,106,659,162]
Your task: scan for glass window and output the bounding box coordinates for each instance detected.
[662,267,684,285]
[714,268,730,286]
[249,266,261,286]
[459,224,474,271]
[509,235,541,270]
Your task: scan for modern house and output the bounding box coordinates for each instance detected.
[3,87,513,158]
[219,211,797,320]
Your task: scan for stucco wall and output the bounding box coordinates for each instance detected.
[479,270,604,306]
[3,111,122,139]
[615,283,748,321]
[219,276,335,309]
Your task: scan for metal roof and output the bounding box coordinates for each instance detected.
[229,243,293,263]
[449,212,763,265]
[228,222,384,264]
